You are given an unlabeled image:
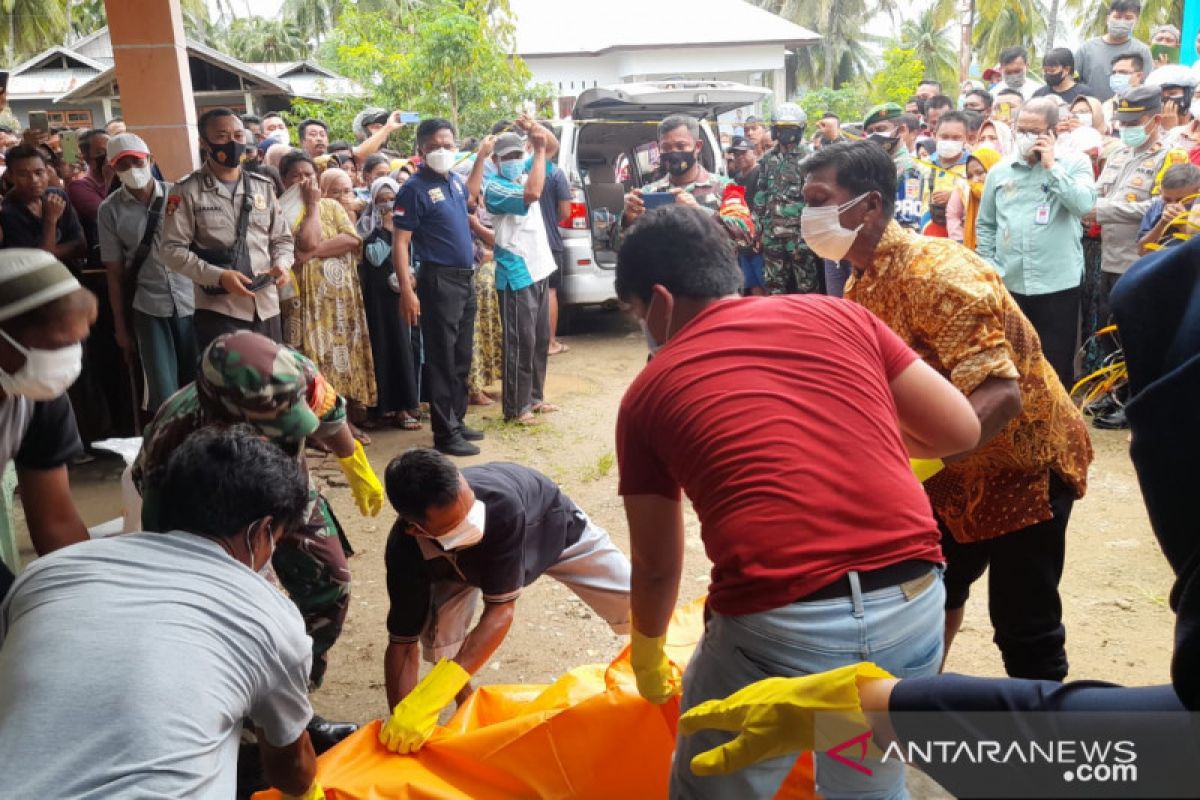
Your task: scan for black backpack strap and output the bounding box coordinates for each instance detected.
[127,182,167,281]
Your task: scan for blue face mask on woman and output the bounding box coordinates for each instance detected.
[499,159,525,182]
[365,238,392,267]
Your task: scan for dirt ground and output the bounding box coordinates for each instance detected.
[26,308,1176,736]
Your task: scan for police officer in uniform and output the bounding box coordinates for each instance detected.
[749,103,824,295]
[1086,86,1188,429]
[161,107,293,352]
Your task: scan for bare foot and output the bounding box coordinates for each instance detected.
[532,402,560,414]
[470,391,496,406]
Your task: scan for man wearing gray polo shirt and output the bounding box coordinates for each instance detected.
[99,134,197,412]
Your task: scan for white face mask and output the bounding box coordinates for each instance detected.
[244,519,277,574]
[800,193,869,261]
[0,328,82,400]
[425,148,458,175]
[1016,132,1039,159]
[268,128,290,146]
[936,139,964,161]
[434,499,486,550]
[118,166,152,190]
[1075,111,1093,127]
[1191,99,1200,120]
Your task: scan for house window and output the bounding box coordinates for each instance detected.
[45,109,95,129]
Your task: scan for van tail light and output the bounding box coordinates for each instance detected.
[564,201,589,230]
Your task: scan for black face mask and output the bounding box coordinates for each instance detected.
[661,150,696,177]
[867,132,900,154]
[1044,70,1067,87]
[772,125,805,146]
[205,138,246,168]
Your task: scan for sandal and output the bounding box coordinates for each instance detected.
[512,413,541,426]
[350,425,372,446]
[548,341,570,356]
[532,402,560,414]
[397,414,422,431]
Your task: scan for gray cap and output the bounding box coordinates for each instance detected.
[494,132,525,158]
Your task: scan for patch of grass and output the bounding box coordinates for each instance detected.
[582,451,615,482]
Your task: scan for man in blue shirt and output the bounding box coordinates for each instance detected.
[393,118,486,457]
[976,97,1097,388]
[467,121,561,424]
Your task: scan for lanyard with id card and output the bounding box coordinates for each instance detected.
[1034,182,1051,225]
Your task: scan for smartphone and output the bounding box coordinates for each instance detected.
[28,111,49,132]
[1151,44,1180,64]
[400,112,421,124]
[61,129,80,164]
[642,192,676,210]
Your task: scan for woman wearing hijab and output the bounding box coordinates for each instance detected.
[947,146,1002,248]
[356,177,422,430]
[278,151,377,438]
[976,119,1014,155]
[320,167,363,221]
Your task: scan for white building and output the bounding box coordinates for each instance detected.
[509,0,818,118]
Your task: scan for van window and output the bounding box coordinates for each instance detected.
[633,141,660,182]
[613,153,633,188]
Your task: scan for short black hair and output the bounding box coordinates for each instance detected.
[5,144,46,169]
[490,119,514,135]
[905,97,926,116]
[241,114,262,126]
[996,87,1024,100]
[159,426,308,539]
[298,118,328,140]
[198,107,239,138]
[919,79,942,90]
[926,94,954,112]
[895,113,921,133]
[936,110,970,132]
[279,149,315,180]
[328,139,352,154]
[362,153,390,176]
[801,140,897,220]
[385,448,461,521]
[965,89,994,108]
[1109,0,1141,13]
[1044,47,1075,70]
[1113,52,1145,72]
[78,128,106,158]
[999,46,1028,66]
[416,118,455,148]
[615,206,741,304]
[821,112,839,122]
[262,111,284,122]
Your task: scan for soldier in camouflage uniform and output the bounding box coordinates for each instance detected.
[864,103,931,230]
[749,102,825,294]
[132,331,384,691]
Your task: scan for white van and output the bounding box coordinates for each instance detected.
[549,81,771,310]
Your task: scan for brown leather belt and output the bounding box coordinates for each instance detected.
[796,560,938,603]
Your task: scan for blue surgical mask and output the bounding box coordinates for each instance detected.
[1110,73,1131,94]
[365,239,392,267]
[498,160,525,182]
[1119,124,1149,148]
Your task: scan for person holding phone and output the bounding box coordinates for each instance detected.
[0,145,85,262]
[976,98,1096,390]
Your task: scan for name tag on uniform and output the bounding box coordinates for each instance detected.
[1034,204,1051,225]
[428,187,445,203]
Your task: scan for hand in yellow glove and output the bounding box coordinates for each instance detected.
[379,658,471,754]
[678,662,894,776]
[910,458,945,483]
[282,781,325,800]
[630,624,683,704]
[338,439,384,517]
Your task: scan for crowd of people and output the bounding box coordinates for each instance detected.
[0,1,1198,797]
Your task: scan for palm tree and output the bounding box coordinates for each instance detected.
[1065,0,1182,41]
[224,16,309,62]
[973,0,1048,71]
[755,0,892,89]
[899,3,959,89]
[281,0,342,44]
[1,0,69,64]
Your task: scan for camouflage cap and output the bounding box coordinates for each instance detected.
[196,332,320,443]
[863,103,904,129]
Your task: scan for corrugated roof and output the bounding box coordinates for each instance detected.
[510,0,818,56]
[10,68,102,99]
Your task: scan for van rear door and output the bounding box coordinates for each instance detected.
[572,81,771,122]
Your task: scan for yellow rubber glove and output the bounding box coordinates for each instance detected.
[282,782,325,800]
[910,458,945,482]
[337,440,384,517]
[379,658,471,753]
[678,662,894,776]
[630,624,682,704]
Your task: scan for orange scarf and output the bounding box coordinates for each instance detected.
[962,147,1002,251]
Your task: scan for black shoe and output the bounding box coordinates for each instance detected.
[460,425,485,441]
[1092,408,1129,430]
[437,437,481,457]
[1084,395,1119,416]
[307,714,358,754]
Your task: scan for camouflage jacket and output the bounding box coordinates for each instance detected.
[750,143,813,253]
[620,168,754,249]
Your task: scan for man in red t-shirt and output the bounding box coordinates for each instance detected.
[614,206,981,799]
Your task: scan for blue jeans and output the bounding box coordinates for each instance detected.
[738,251,764,290]
[670,567,945,800]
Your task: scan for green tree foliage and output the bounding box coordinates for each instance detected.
[225,16,309,62]
[870,47,926,106]
[796,86,870,123]
[292,1,548,145]
[754,0,890,89]
[973,0,1048,69]
[1065,0,1182,41]
[898,4,959,90]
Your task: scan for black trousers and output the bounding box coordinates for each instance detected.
[417,265,476,444]
[193,309,283,354]
[1012,286,1081,391]
[939,473,1074,681]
